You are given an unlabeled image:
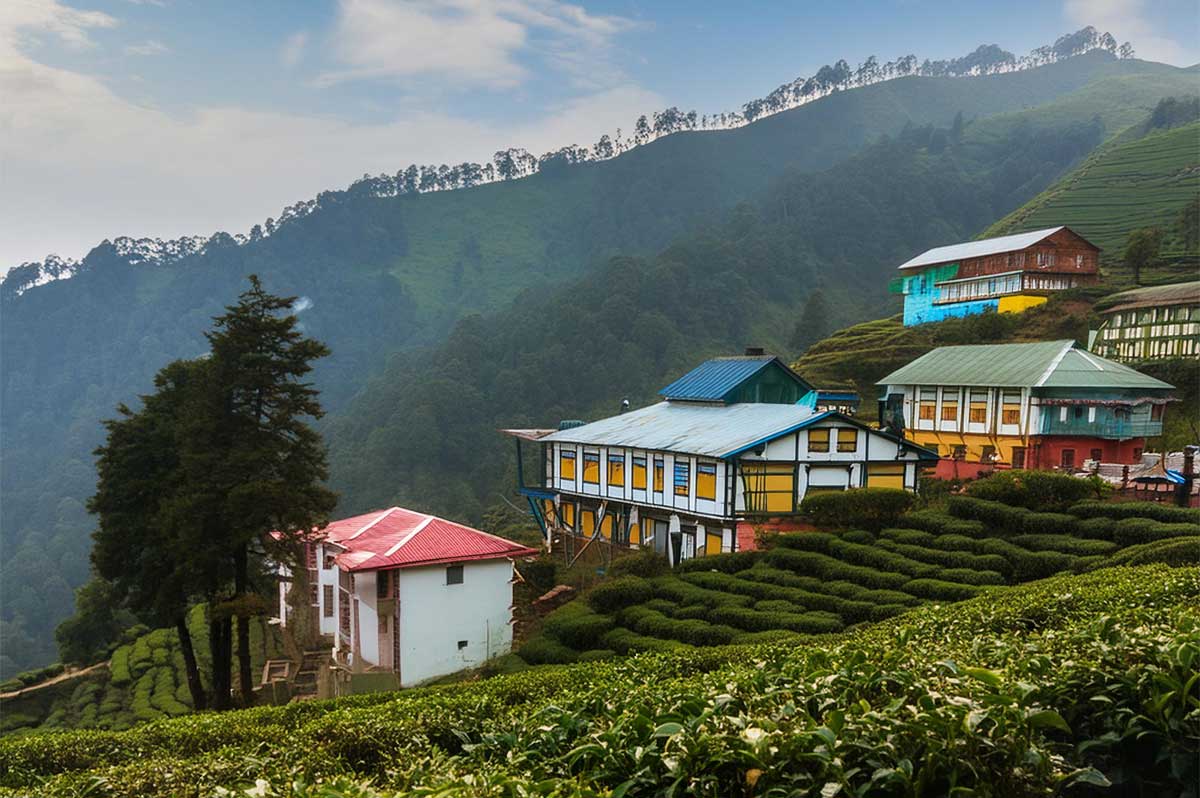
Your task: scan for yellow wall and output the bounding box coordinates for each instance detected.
[997,294,1047,314]
[866,463,905,489]
[908,431,1027,464]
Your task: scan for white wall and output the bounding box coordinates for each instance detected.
[354,570,380,667]
[317,543,340,637]
[396,558,514,687]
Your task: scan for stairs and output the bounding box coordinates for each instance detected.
[291,648,329,701]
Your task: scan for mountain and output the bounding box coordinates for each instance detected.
[1,49,1196,679]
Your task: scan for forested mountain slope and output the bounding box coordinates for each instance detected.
[324,90,1164,522]
[0,50,1194,678]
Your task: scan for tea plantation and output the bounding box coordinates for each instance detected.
[1,564,1195,797]
[0,606,284,735]
[519,496,1200,664]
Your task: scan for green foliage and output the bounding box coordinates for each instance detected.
[1069,500,1200,524]
[1104,537,1200,567]
[518,557,558,595]
[585,576,653,614]
[799,487,913,530]
[963,470,1096,511]
[4,566,1196,797]
[1010,534,1118,556]
[607,550,670,579]
[517,635,578,666]
[1112,518,1200,547]
[541,603,614,651]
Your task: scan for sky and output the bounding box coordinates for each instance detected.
[2,0,1198,269]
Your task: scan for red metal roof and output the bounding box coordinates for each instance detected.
[316,507,539,573]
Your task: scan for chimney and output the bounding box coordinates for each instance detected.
[744,346,765,356]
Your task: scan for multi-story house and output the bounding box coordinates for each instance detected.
[1091,280,1200,362]
[877,339,1175,478]
[276,507,537,685]
[504,353,936,564]
[893,226,1100,326]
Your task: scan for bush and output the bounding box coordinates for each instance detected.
[110,645,132,686]
[1010,535,1118,557]
[707,606,843,635]
[902,510,986,538]
[762,547,911,591]
[1105,537,1200,567]
[586,576,653,613]
[841,529,876,545]
[676,551,761,574]
[600,628,690,655]
[736,567,876,620]
[650,576,752,608]
[576,649,617,662]
[621,606,740,646]
[937,568,1006,586]
[542,602,614,650]
[1068,500,1200,525]
[875,538,1012,579]
[1075,517,1116,540]
[1113,519,1200,547]
[518,634,579,665]
[730,629,802,645]
[608,549,670,578]
[799,488,914,531]
[964,470,1096,511]
[754,599,804,613]
[867,603,912,622]
[519,556,559,593]
[1021,512,1079,536]
[947,496,1030,533]
[902,579,983,601]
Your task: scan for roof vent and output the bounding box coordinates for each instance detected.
[558,419,585,431]
[744,346,765,357]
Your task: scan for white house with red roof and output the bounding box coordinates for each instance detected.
[277,506,538,686]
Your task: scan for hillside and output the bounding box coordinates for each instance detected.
[2,51,1197,679]
[984,110,1199,281]
[3,564,1195,796]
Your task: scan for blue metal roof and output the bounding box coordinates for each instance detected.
[659,356,790,401]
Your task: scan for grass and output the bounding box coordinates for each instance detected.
[1,564,1195,796]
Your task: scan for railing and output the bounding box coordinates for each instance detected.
[1039,415,1162,439]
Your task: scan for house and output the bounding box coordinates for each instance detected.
[503,353,937,564]
[892,226,1100,326]
[276,507,537,686]
[877,340,1175,479]
[1090,281,1200,362]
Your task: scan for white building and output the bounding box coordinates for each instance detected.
[505,353,937,563]
[278,507,537,686]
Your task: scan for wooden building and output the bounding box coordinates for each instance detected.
[504,353,936,564]
[1091,280,1200,362]
[878,340,1175,479]
[893,226,1100,326]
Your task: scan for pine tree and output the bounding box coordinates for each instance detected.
[790,289,832,355]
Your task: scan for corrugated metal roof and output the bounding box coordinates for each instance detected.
[321,507,538,573]
[878,340,1173,390]
[897,227,1065,271]
[1039,348,1175,390]
[658,356,777,401]
[540,401,831,458]
[1100,280,1200,314]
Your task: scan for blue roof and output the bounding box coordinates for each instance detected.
[659,356,807,401]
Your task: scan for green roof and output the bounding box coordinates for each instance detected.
[877,340,1173,391]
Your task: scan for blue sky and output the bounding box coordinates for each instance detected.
[3,0,1197,267]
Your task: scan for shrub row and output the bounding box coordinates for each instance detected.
[1113,518,1200,547]
[901,510,986,538]
[763,547,912,591]
[901,579,983,601]
[875,537,1013,579]
[707,605,844,635]
[541,602,614,650]
[963,470,1097,510]
[650,576,753,609]
[947,496,1030,533]
[1010,534,1118,557]
[734,567,878,623]
[586,575,654,613]
[799,487,913,530]
[1069,500,1200,525]
[675,551,760,574]
[618,606,740,646]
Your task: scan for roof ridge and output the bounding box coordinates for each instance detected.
[1033,341,1076,387]
[348,507,400,541]
[383,515,435,556]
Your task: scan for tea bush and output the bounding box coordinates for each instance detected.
[541,602,614,650]
[1010,534,1118,556]
[799,487,913,530]
[964,469,1096,510]
[1069,500,1200,524]
[585,575,652,613]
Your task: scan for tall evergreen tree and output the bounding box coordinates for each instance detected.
[790,289,832,356]
[1123,227,1162,285]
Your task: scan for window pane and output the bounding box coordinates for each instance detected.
[696,463,717,500]
[559,450,576,480]
[673,461,690,496]
[836,429,858,452]
[632,456,647,489]
[607,454,625,486]
[809,428,830,452]
[582,451,600,484]
[653,459,664,492]
[446,565,464,585]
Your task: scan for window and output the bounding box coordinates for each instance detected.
[632,456,647,489]
[1012,447,1026,469]
[653,458,664,492]
[952,444,967,460]
[1002,405,1020,425]
[1060,449,1075,469]
[324,554,336,570]
[696,463,717,501]
[673,461,690,496]
[808,428,830,453]
[1073,406,1085,419]
[559,502,575,530]
[446,565,464,585]
[919,402,936,421]
[376,571,390,599]
[836,428,858,453]
[740,463,794,513]
[457,640,468,650]
[559,450,576,480]
[1151,403,1164,421]
[607,453,625,487]
[323,584,334,618]
[1089,448,1103,462]
[981,445,997,462]
[969,404,987,424]
[582,451,600,484]
[1087,406,1096,423]
[941,402,958,422]
[310,583,319,607]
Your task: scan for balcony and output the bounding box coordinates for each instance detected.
[1039,413,1162,440]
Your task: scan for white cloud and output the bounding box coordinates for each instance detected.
[1064,0,1199,65]
[314,0,640,88]
[0,0,116,53]
[123,39,167,56]
[280,31,307,68]
[0,2,661,268]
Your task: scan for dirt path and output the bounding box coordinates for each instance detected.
[0,661,108,700]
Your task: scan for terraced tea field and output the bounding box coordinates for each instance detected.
[520,498,1199,663]
[986,121,1199,273]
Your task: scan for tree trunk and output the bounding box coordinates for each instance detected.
[208,602,231,711]
[235,545,254,707]
[175,615,208,711]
